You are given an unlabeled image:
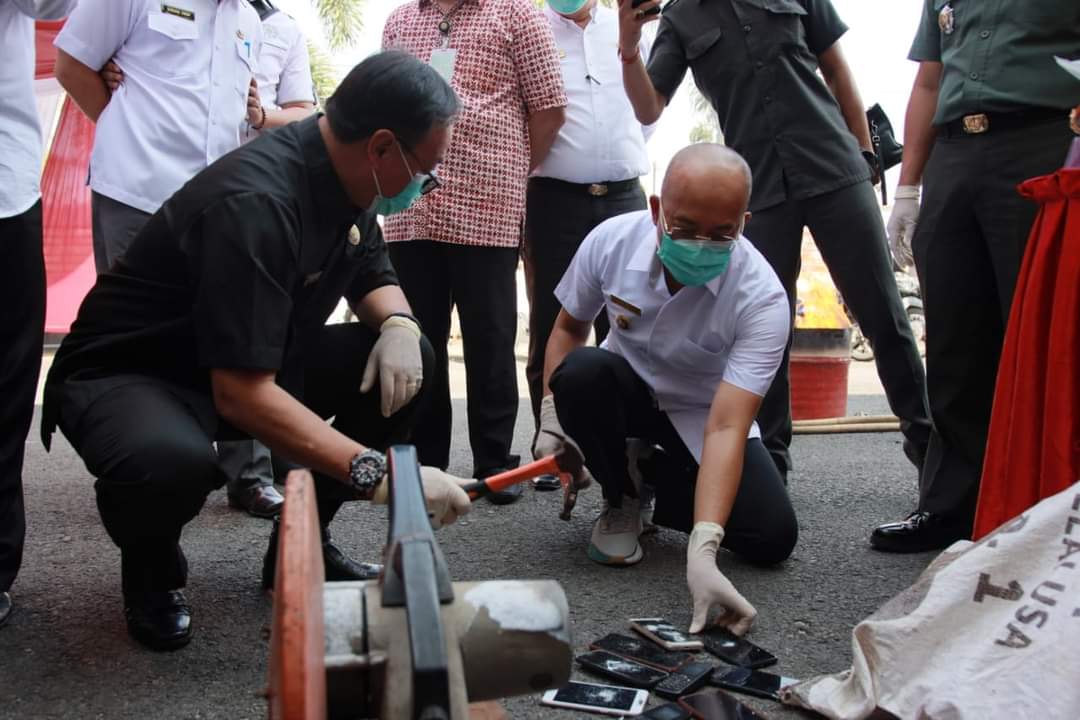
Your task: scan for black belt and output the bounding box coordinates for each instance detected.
[530,176,641,197]
[938,106,1067,138]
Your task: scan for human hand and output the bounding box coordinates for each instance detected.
[100,59,123,94]
[533,395,591,490]
[371,466,472,529]
[686,522,757,635]
[360,316,424,418]
[886,185,920,270]
[247,78,265,127]
[616,0,660,60]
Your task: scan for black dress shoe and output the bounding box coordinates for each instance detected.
[532,474,562,492]
[228,484,284,519]
[262,520,382,590]
[480,455,523,506]
[871,511,969,553]
[124,590,192,651]
[0,592,12,628]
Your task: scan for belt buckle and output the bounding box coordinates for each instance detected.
[587,183,608,197]
[962,113,989,134]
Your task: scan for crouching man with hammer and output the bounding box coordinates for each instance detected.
[536,144,798,634]
[41,52,473,652]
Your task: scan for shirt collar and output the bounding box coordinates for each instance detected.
[544,2,597,27]
[626,223,731,297]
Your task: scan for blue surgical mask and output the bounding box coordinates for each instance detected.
[548,0,589,14]
[370,144,425,216]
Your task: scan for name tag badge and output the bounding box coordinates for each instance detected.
[429,48,457,84]
[609,294,642,316]
[161,4,195,21]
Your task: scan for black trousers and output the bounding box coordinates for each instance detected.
[54,323,434,595]
[522,178,647,425]
[90,192,151,274]
[913,119,1074,527]
[746,180,932,476]
[388,240,519,475]
[549,348,798,565]
[0,201,46,592]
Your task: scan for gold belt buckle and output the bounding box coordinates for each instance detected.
[587,183,608,197]
[962,113,989,134]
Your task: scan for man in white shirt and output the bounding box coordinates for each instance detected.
[535,144,797,635]
[242,0,314,141]
[523,0,653,493]
[0,0,78,628]
[54,0,263,274]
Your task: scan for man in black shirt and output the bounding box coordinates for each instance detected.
[42,52,473,651]
[616,0,933,486]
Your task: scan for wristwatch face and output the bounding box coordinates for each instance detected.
[350,450,386,497]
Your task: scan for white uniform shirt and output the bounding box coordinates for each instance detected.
[533,3,653,184]
[555,210,789,461]
[55,0,262,214]
[243,9,312,144]
[0,0,78,218]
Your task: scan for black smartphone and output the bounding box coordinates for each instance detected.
[678,689,766,720]
[697,629,777,669]
[631,0,662,16]
[591,633,693,672]
[577,650,670,689]
[710,667,798,702]
[642,702,692,720]
[654,661,715,700]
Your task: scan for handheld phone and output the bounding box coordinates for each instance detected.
[541,680,649,716]
[678,689,766,719]
[697,628,777,669]
[591,633,693,672]
[631,0,662,17]
[710,667,798,701]
[642,702,692,720]
[631,617,705,651]
[577,650,670,689]
[654,661,715,699]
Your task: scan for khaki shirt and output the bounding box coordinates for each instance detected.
[909,0,1080,125]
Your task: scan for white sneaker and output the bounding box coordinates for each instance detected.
[588,498,644,566]
[627,439,658,535]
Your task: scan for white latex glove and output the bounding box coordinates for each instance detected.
[687,521,757,635]
[886,185,920,270]
[372,466,472,530]
[532,395,592,489]
[360,316,423,418]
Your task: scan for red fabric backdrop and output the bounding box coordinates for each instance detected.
[974,169,1080,539]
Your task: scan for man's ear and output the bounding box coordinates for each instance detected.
[649,195,661,224]
[366,129,396,164]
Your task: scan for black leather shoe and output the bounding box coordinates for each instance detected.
[532,474,562,492]
[0,592,12,628]
[870,511,969,553]
[481,455,523,506]
[262,520,382,590]
[228,484,284,519]
[124,590,192,651]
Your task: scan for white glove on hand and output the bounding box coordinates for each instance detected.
[687,521,757,635]
[372,466,472,530]
[886,185,920,270]
[533,395,592,489]
[360,316,423,418]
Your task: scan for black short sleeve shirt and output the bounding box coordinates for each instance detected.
[44,116,397,433]
[647,0,870,211]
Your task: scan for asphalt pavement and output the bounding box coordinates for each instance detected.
[0,358,936,720]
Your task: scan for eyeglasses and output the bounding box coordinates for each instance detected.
[401,143,442,196]
[660,202,739,245]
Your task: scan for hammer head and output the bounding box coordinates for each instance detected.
[555,445,590,522]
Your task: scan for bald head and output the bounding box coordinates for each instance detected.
[652,144,753,248]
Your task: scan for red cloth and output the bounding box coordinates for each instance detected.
[974,169,1080,539]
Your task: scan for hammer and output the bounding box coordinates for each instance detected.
[462,446,585,521]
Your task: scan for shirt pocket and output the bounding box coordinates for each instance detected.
[734,0,807,52]
[143,12,201,77]
[671,336,727,377]
[234,38,257,98]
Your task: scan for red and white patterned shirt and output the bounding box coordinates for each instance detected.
[382,0,567,248]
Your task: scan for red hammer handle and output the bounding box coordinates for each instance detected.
[463,456,562,501]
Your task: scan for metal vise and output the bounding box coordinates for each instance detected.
[267,446,573,720]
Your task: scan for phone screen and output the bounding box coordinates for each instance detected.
[712,668,797,699]
[635,619,695,645]
[698,629,776,668]
[578,650,669,687]
[551,681,641,711]
[593,633,692,669]
[679,690,765,719]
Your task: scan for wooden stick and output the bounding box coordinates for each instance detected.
[792,414,898,427]
[793,422,900,434]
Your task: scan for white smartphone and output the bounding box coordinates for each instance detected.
[541,680,649,716]
[630,617,705,651]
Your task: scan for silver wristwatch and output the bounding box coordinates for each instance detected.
[349,449,387,500]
